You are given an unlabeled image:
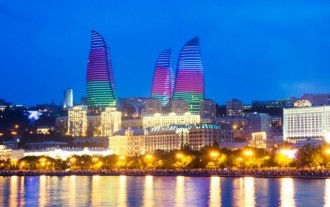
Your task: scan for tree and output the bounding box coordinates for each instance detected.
[274,153,293,167]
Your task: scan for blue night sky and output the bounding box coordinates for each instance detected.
[1,1,330,106]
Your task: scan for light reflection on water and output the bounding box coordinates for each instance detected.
[0,176,328,206]
[243,177,255,207]
[325,179,330,207]
[280,178,295,207]
[209,176,221,207]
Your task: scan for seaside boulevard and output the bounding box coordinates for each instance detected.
[2,169,330,179]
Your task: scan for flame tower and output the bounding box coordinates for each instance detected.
[86,30,117,108]
[151,49,174,106]
[172,37,204,113]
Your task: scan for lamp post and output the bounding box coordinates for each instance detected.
[176,153,184,160]
[210,151,219,161]
[244,150,253,157]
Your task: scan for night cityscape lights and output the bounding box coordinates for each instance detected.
[173,37,204,113]
[151,49,174,107]
[86,30,118,108]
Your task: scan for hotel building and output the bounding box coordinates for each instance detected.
[283,106,330,142]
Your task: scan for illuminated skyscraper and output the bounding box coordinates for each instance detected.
[151,49,174,107]
[63,88,73,109]
[172,37,204,113]
[86,30,117,108]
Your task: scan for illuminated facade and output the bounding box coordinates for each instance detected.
[108,128,145,156]
[100,107,122,136]
[63,88,73,108]
[86,30,117,108]
[24,148,112,160]
[251,132,267,148]
[0,145,12,160]
[283,106,330,142]
[294,100,312,107]
[173,37,204,113]
[151,49,174,107]
[145,126,187,153]
[68,106,88,137]
[144,123,222,153]
[142,112,200,128]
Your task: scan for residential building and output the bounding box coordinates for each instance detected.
[226,99,243,117]
[199,99,216,119]
[100,107,122,136]
[68,106,88,136]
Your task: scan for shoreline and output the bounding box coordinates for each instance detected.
[1,169,330,179]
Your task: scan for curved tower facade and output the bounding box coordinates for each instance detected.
[86,30,117,108]
[173,37,204,113]
[151,49,174,106]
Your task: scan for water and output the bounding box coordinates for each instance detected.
[0,175,328,206]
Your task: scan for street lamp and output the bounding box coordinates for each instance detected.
[210,151,219,161]
[243,150,253,157]
[176,153,184,159]
[145,154,153,160]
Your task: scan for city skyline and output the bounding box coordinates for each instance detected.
[2,1,330,106]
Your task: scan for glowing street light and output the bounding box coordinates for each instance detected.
[145,154,153,161]
[70,157,76,163]
[119,156,126,161]
[210,151,219,161]
[176,153,184,159]
[243,150,253,157]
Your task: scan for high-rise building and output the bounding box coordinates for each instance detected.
[86,30,117,108]
[63,88,73,109]
[199,99,216,118]
[151,49,174,107]
[226,99,243,117]
[283,106,330,143]
[68,106,88,137]
[173,37,204,113]
[100,107,122,136]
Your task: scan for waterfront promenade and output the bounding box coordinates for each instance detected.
[1,169,330,179]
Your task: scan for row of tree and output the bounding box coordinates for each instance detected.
[1,143,330,171]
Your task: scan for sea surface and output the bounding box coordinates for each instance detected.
[0,175,328,206]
